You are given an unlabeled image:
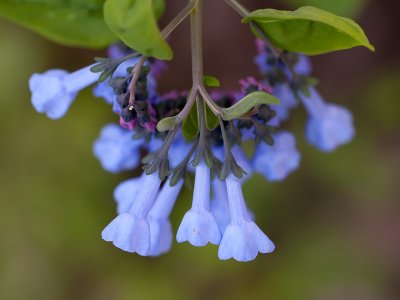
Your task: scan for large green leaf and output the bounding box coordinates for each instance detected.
[0,0,117,48]
[104,0,172,60]
[152,0,165,19]
[243,6,375,55]
[221,91,280,121]
[283,0,366,17]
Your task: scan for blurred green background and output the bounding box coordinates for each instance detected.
[0,0,399,299]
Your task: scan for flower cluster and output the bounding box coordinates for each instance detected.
[29,39,355,262]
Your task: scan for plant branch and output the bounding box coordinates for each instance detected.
[176,88,198,123]
[161,0,197,39]
[224,0,300,81]
[128,55,146,110]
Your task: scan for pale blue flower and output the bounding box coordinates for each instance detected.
[102,173,161,255]
[176,161,221,246]
[113,176,144,214]
[93,124,143,173]
[253,131,301,182]
[210,179,230,234]
[148,179,184,256]
[29,65,98,119]
[270,83,298,126]
[218,174,275,262]
[302,88,355,152]
[294,55,312,76]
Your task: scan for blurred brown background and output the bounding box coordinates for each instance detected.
[0,0,399,299]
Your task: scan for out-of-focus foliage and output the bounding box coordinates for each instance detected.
[0,0,117,48]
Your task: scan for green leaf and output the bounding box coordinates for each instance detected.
[205,104,219,130]
[156,116,178,132]
[283,0,366,17]
[0,0,117,48]
[152,0,165,19]
[243,6,375,55]
[182,104,199,141]
[104,0,172,60]
[203,75,221,87]
[221,91,280,121]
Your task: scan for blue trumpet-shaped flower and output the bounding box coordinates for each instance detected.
[218,174,275,262]
[93,124,143,173]
[148,179,184,256]
[113,176,144,214]
[210,179,231,234]
[29,65,99,119]
[176,161,221,246]
[253,131,301,182]
[102,173,161,255]
[301,88,355,152]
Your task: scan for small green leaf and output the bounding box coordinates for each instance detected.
[222,91,280,121]
[205,104,219,130]
[0,0,117,48]
[243,6,375,55]
[203,75,221,87]
[157,116,178,132]
[104,0,172,60]
[182,103,199,141]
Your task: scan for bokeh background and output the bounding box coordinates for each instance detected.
[0,0,399,299]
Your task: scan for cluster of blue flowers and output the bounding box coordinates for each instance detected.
[29,41,355,262]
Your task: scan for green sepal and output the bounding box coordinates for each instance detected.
[0,0,117,49]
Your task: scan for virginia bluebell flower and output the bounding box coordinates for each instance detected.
[148,179,184,256]
[93,124,143,173]
[218,174,275,262]
[254,39,311,77]
[253,131,301,181]
[210,178,230,234]
[176,161,221,246]
[29,65,99,119]
[102,172,161,255]
[294,55,312,76]
[301,88,355,152]
[113,176,144,214]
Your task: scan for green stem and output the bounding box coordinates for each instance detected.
[218,117,232,159]
[190,0,203,86]
[176,88,198,124]
[161,0,197,39]
[190,0,207,148]
[197,97,207,148]
[128,55,146,110]
[158,125,179,158]
[225,0,300,81]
